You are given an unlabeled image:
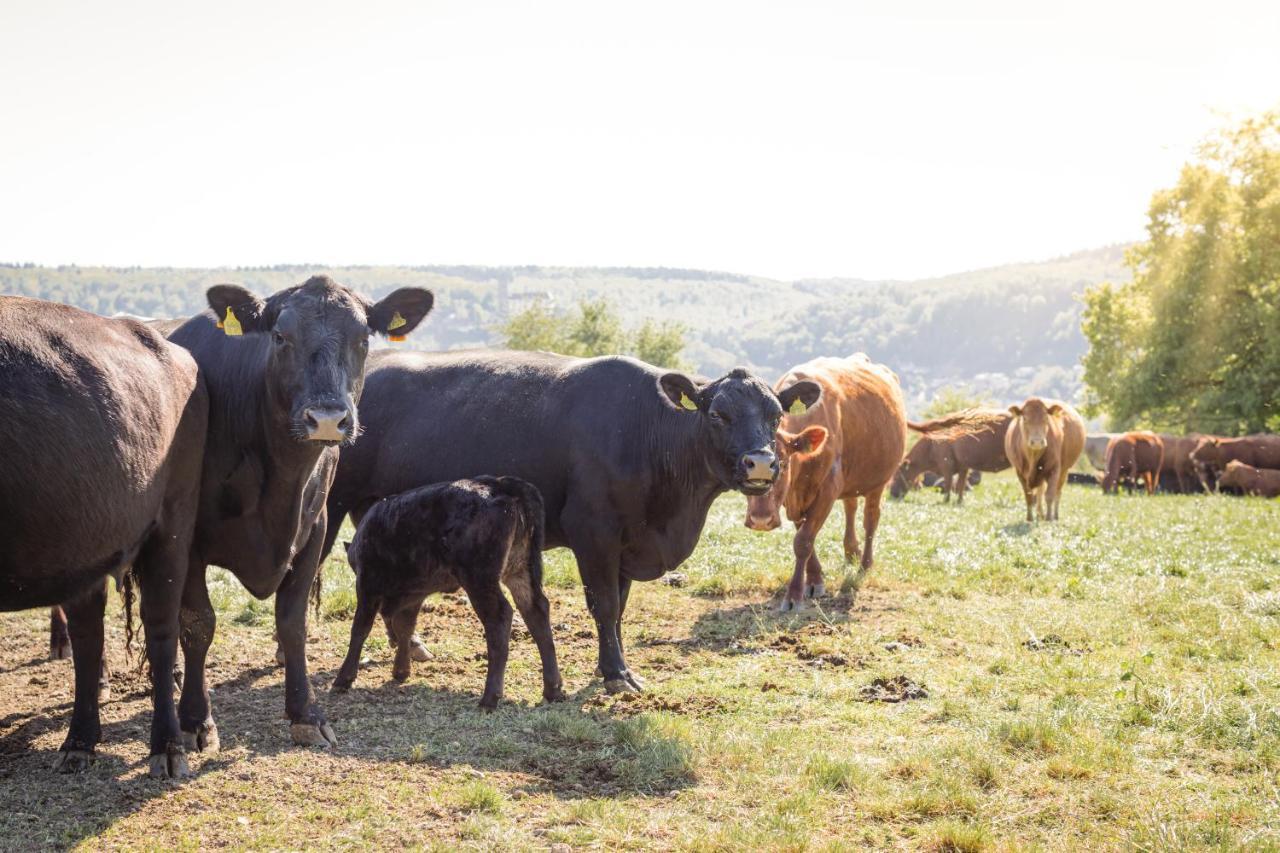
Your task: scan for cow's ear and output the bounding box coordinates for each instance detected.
[782,425,829,457]
[659,372,705,413]
[368,288,434,339]
[1008,405,1022,417]
[206,285,269,335]
[1047,403,1063,416]
[777,380,821,416]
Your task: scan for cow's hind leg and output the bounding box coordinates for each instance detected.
[50,606,71,660]
[458,572,513,710]
[955,468,970,505]
[53,580,108,773]
[134,534,189,779]
[385,597,424,683]
[503,557,565,703]
[842,497,861,566]
[857,488,885,585]
[178,563,219,754]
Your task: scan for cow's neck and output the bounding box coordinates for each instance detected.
[785,448,836,521]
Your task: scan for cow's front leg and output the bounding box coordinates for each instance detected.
[178,562,219,753]
[277,521,335,748]
[781,498,834,611]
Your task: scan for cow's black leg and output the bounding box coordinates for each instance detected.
[178,562,219,753]
[50,606,71,660]
[53,580,108,773]
[613,576,645,689]
[276,518,335,749]
[331,584,381,693]
[386,597,425,683]
[459,577,513,710]
[502,561,565,703]
[134,534,189,779]
[578,554,636,692]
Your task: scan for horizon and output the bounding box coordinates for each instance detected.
[2,2,1276,280]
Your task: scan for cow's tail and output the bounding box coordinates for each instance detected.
[120,565,142,673]
[497,477,547,588]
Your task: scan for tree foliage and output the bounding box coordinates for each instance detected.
[920,386,996,421]
[500,298,689,369]
[1081,112,1280,433]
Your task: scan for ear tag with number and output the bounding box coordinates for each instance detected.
[221,307,243,336]
[679,393,698,411]
[788,398,808,415]
[389,334,406,343]
[388,311,408,331]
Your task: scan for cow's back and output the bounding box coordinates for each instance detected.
[778,354,906,496]
[0,297,203,605]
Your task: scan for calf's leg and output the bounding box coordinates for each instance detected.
[459,574,514,710]
[386,598,425,683]
[331,586,382,692]
[503,564,565,702]
[53,580,108,773]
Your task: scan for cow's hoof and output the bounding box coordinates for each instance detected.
[778,597,805,613]
[478,695,501,711]
[604,672,644,694]
[53,749,94,774]
[805,583,826,599]
[543,685,568,703]
[408,636,432,662]
[330,679,353,695]
[148,749,191,780]
[50,643,72,661]
[274,646,286,667]
[290,722,337,749]
[181,721,219,753]
[98,683,112,705]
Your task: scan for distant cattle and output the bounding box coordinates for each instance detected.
[744,355,906,610]
[332,477,564,708]
[1102,432,1165,495]
[1156,434,1205,493]
[323,350,820,694]
[168,276,434,753]
[1217,460,1280,498]
[1084,433,1118,472]
[890,409,1011,504]
[1,297,207,777]
[1190,435,1280,492]
[1004,398,1086,522]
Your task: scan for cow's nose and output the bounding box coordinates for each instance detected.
[746,514,780,531]
[304,406,353,441]
[740,450,777,482]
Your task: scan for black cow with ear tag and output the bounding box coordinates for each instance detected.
[168,275,433,752]
[321,350,820,695]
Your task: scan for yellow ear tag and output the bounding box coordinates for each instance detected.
[788,398,808,416]
[221,306,243,336]
[387,311,407,331]
[679,393,698,411]
[388,334,406,343]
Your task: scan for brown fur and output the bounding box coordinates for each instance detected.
[893,408,1011,504]
[1190,435,1280,491]
[744,354,907,609]
[1156,434,1203,493]
[1102,432,1165,495]
[1217,460,1280,498]
[1004,397,1086,522]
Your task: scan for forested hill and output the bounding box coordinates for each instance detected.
[0,245,1129,414]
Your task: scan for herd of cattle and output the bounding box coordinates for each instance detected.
[1,277,1275,780]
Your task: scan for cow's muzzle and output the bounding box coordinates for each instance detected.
[303,405,353,443]
[738,450,778,494]
[745,513,781,531]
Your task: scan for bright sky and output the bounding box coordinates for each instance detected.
[1,1,1277,281]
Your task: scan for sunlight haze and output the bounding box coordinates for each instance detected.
[1,0,1277,279]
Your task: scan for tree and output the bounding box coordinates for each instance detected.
[499,298,688,368]
[1081,111,1280,434]
[920,385,994,420]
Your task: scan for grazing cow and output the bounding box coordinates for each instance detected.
[1004,398,1086,522]
[1102,432,1165,495]
[323,350,821,694]
[891,409,1011,504]
[1190,435,1280,492]
[332,477,564,708]
[0,297,207,777]
[1084,433,1118,472]
[743,355,906,610]
[1217,460,1280,498]
[1156,434,1204,493]
[167,276,433,752]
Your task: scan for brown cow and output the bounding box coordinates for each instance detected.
[1156,433,1204,493]
[1217,460,1280,498]
[1190,435,1280,492]
[892,409,1011,504]
[1102,432,1165,495]
[744,355,906,610]
[1004,398,1086,522]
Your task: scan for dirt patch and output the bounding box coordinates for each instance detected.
[582,691,729,718]
[1021,634,1091,655]
[858,676,929,703]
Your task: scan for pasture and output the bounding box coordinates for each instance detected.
[1,476,1277,850]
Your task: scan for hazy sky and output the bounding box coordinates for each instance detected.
[1,1,1277,280]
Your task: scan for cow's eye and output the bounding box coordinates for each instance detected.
[710,411,727,423]
[273,331,287,347]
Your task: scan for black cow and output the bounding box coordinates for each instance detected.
[322,350,821,693]
[167,276,433,752]
[332,476,564,708]
[0,297,207,777]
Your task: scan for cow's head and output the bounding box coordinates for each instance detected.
[1009,398,1061,456]
[206,276,433,446]
[743,426,830,530]
[1217,459,1248,491]
[658,368,821,496]
[1189,437,1224,491]
[890,440,934,499]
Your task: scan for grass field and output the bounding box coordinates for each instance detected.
[1,474,1278,851]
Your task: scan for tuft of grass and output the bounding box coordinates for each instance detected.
[455,779,504,815]
[614,713,697,790]
[926,820,993,852]
[805,755,868,792]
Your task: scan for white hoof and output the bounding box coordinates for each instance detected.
[805,583,826,599]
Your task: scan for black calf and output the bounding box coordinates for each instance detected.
[332,477,565,709]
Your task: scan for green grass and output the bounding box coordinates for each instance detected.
[1,474,1278,850]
